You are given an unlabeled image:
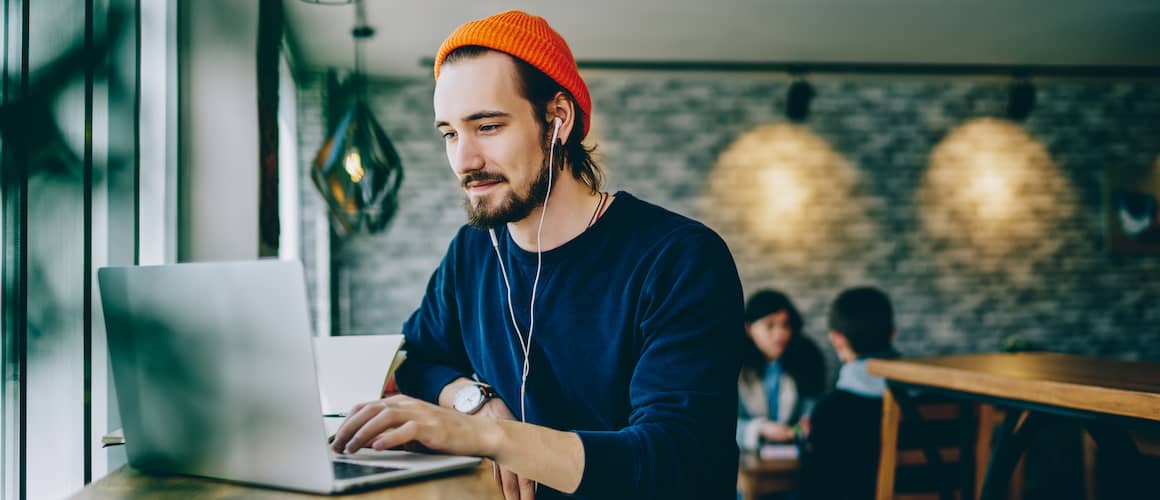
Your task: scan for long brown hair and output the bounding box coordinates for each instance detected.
[740,290,826,398]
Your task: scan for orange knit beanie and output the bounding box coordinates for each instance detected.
[434,10,592,139]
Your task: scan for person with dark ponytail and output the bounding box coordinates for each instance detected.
[737,289,826,449]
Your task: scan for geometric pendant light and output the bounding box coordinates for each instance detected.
[310,0,403,235]
[311,97,404,234]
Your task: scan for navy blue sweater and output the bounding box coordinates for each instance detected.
[395,192,744,499]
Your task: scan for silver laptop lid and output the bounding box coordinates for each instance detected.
[99,260,334,492]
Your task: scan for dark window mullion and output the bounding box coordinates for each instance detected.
[133,0,141,265]
[82,0,94,486]
[17,1,30,498]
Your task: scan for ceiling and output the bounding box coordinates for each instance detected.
[283,0,1160,78]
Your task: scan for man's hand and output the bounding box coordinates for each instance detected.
[330,394,499,457]
[758,421,795,442]
[479,399,535,500]
[333,391,581,496]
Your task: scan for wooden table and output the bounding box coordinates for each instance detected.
[868,352,1160,500]
[736,454,799,500]
[69,462,505,499]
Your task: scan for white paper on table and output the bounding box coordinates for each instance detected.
[758,443,800,460]
[313,334,404,416]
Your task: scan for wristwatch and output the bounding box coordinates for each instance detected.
[452,383,498,414]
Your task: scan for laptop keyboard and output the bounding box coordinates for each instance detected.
[333,461,404,479]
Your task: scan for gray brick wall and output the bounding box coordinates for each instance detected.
[295,72,1160,363]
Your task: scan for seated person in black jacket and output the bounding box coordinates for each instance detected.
[799,287,900,500]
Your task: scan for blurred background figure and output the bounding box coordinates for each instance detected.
[799,286,899,500]
[737,289,826,450]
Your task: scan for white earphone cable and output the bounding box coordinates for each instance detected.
[488,118,560,423]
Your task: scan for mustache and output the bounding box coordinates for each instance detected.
[461,172,507,189]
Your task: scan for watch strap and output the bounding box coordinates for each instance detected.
[477,383,497,399]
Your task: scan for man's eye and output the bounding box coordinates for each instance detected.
[441,131,457,140]
[480,123,502,133]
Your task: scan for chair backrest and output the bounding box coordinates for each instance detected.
[891,394,977,500]
[1085,427,1160,500]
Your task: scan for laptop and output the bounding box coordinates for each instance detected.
[98,260,481,494]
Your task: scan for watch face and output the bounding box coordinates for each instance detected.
[454,386,484,413]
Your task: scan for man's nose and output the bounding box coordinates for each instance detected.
[450,135,485,176]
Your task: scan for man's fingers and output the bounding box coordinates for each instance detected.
[518,475,536,500]
[347,401,370,415]
[331,401,384,453]
[370,420,419,451]
[500,466,520,500]
[346,406,408,453]
[498,465,535,500]
[383,393,419,406]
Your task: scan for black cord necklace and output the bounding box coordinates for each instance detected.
[586,191,607,228]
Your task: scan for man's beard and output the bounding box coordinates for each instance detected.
[463,141,557,229]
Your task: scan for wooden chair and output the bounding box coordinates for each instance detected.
[878,389,979,500]
[1082,426,1160,500]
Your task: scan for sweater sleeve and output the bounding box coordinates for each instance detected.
[736,377,765,449]
[572,227,744,499]
[737,416,766,450]
[394,234,474,405]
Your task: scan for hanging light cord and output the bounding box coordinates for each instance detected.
[351,0,374,100]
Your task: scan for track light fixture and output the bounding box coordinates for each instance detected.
[1007,77,1036,121]
[785,78,815,123]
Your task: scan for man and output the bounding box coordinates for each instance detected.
[799,287,901,500]
[330,10,744,500]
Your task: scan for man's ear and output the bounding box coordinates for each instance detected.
[545,92,576,143]
[828,331,847,350]
[829,331,855,361]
